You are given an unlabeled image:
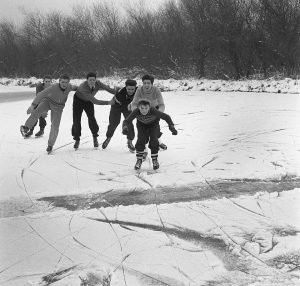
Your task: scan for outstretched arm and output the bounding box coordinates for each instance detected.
[153,109,178,135]
[75,90,114,105]
[156,89,165,112]
[130,88,141,110]
[122,109,139,134]
[96,80,117,95]
[32,86,52,106]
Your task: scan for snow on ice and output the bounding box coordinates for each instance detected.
[0,77,299,285]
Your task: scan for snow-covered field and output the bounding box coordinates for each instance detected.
[0,79,299,285]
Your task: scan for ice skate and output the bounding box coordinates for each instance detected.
[152,158,159,170]
[74,140,80,150]
[93,137,99,148]
[46,145,53,154]
[127,139,135,153]
[35,128,44,137]
[102,137,111,149]
[20,125,29,137]
[134,159,143,170]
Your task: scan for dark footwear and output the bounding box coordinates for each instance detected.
[35,129,44,137]
[93,137,99,148]
[142,151,148,162]
[134,159,143,170]
[46,145,53,153]
[102,137,111,149]
[127,140,135,153]
[74,140,80,149]
[20,125,29,137]
[152,158,160,170]
[24,129,33,138]
[159,143,167,150]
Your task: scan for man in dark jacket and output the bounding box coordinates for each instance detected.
[102,79,137,152]
[72,72,116,149]
[24,75,51,138]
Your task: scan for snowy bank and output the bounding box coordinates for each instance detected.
[0,76,299,94]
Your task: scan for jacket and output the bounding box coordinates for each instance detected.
[123,107,174,127]
[115,86,137,107]
[32,83,77,109]
[75,80,116,105]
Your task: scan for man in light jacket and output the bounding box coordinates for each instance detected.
[20,74,77,153]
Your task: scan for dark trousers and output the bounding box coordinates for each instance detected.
[31,116,47,130]
[106,105,135,140]
[135,121,159,156]
[72,95,99,141]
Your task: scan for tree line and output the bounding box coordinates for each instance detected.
[0,0,299,79]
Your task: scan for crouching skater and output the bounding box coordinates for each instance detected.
[122,100,177,170]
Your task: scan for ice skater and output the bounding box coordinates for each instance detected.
[71,72,116,149]
[122,100,177,170]
[102,79,137,152]
[20,74,77,153]
[130,74,168,151]
[24,75,52,138]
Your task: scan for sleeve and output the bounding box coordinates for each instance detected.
[130,88,141,110]
[35,84,43,94]
[153,109,174,126]
[156,88,165,112]
[71,85,78,91]
[75,91,110,105]
[123,109,138,126]
[115,87,126,105]
[32,86,52,106]
[96,80,116,94]
[90,97,110,105]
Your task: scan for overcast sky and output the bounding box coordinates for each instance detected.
[0,0,167,24]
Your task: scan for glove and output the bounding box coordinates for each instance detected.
[169,125,178,135]
[27,105,35,114]
[122,125,129,135]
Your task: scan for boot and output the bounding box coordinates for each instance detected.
[93,137,99,148]
[142,151,148,162]
[35,128,44,137]
[152,158,160,170]
[46,145,53,154]
[102,137,111,149]
[74,140,80,149]
[127,139,135,153]
[134,159,143,170]
[24,128,34,138]
[20,125,29,137]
